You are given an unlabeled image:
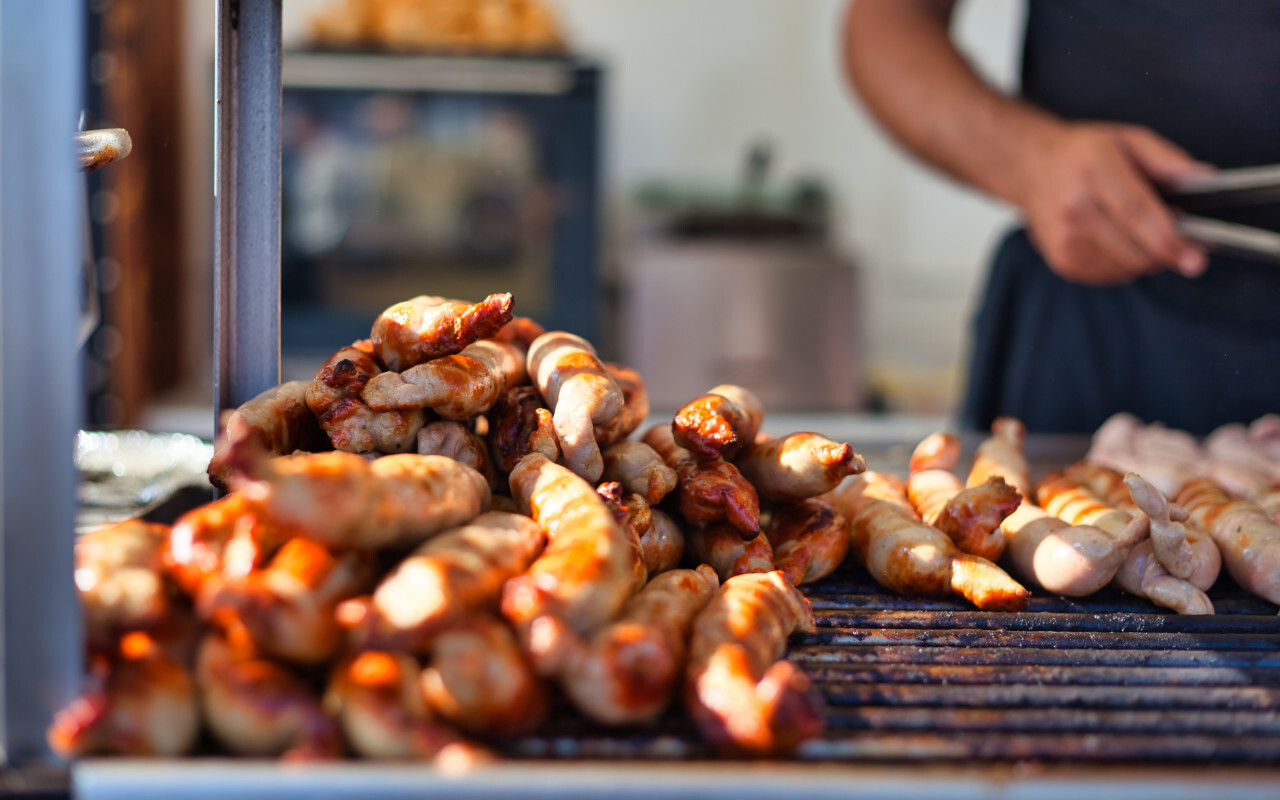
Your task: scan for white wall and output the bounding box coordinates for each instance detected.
[277,0,1026,412]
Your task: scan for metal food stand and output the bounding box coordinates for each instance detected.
[3,1,1280,797]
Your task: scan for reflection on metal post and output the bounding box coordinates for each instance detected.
[0,0,84,764]
[215,0,283,428]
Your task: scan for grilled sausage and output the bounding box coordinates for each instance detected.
[1037,472,1213,614]
[232,451,491,551]
[687,522,775,582]
[326,650,489,765]
[361,339,526,421]
[502,454,646,675]
[48,635,199,757]
[562,565,720,725]
[829,473,1030,611]
[419,614,548,738]
[526,331,623,482]
[371,293,514,372]
[77,519,172,644]
[641,508,685,576]
[208,380,327,489]
[200,538,372,664]
[167,493,289,604]
[601,440,679,505]
[738,432,866,503]
[671,385,764,461]
[764,498,849,586]
[594,363,650,447]
[342,511,545,653]
[1178,477,1280,605]
[685,571,822,756]
[643,423,760,537]
[968,419,1130,597]
[307,340,426,454]
[487,385,561,474]
[417,420,498,490]
[198,628,342,759]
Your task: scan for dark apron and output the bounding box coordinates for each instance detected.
[960,1,1280,434]
[961,230,1280,435]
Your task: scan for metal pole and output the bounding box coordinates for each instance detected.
[0,0,84,764]
[215,0,282,427]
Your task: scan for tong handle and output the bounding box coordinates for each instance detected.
[1162,164,1280,210]
[1176,213,1280,264]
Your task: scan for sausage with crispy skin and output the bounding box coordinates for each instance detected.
[326,650,489,765]
[371,293,514,372]
[526,332,623,482]
[643,423,760,537]
[686,522,774,582]
[307,340,426,454]
[671,385,764,461]
[502,454,646,675]
[167,493,289,604]
[765,498,849,586]
[1178,477,1280,605]
[341,511,545,653]
[601,440,679,505]
[231,451,491,551]
[562,565,720,725]
[200,538,373,664]
[968,418,1131,596]
[738,432,866,503]
[685,570,822,756]
[907,432,1017,562]
[829,473,1030,611]
[361,339,527,421]
[209,380,327,489]
[486,385,560,474]
[419,614,548,738]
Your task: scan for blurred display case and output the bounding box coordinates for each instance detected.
[279,52,602,375]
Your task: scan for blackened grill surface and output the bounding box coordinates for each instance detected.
[508,573,1280,764]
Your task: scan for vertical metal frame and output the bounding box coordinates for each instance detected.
[0,0,84,764]
[215,0,283,423]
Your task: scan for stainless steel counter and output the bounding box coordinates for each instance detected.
[74,758,1280,800]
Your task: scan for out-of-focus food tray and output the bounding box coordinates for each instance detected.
[75,430,214,533]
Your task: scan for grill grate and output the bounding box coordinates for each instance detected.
[508,574,1280,764]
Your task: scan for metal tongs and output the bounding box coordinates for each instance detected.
[1162,164,1280,263]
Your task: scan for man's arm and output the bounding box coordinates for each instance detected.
[842,0,1209,284]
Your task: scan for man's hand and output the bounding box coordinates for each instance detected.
[1019,122,1212,285]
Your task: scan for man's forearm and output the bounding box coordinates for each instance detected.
[842,0,1061,212]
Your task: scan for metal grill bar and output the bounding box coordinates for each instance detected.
[806,627,1280,651]
[819,683,1280,711]
[811,608,1280,633]
[800,733,1280,763]
[801,663,1280,688]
